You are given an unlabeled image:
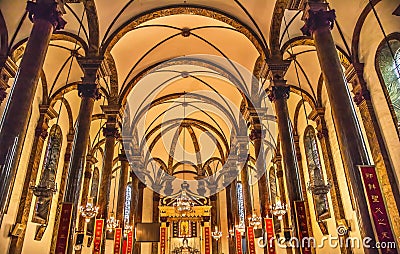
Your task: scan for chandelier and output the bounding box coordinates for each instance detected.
[211,226,222,241]
[124,224,132,237]
[228,229,235,237]
[270,198,288,221]
[248,211,262,228]
[173,190,194,216]
[79,197,99,223]
[235,221,246,235]
[107,212,120,232]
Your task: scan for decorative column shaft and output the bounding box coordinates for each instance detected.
[225,184,236,254]
[97,120,119,254]
[133,182,145,254]
[50,131,74,253]
[116,150,129,225]
[0,0,65,223]
[302,2,377,249]
[63,57,102,254]
[152,192,160,254]
[9,105,56,254]
[210,194,219,254]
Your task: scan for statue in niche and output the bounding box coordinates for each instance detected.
[32,125,62,225]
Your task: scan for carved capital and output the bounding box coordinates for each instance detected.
[301,4,336,36]
[268,86,290,102]
[276,170,284,178]
[102,126,119,138]
[353,88,371,106]
[249,128,265,141]
[118,152,128,162]
[78,84,101,99]
[26,1,66,30]
[317,128,329,140]
[84,170,92,179]
[0,88,7,104]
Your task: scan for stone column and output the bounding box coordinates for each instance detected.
[210,194,219,254]
[50,131,74,253]
[9,105,57,254]
[0,56,17,107]
[116,150,129,226]
[129,173,139,228]
[97,115,119,254]
[225,184,236,254]
[134,182,145,254]
[0,0,65,223]
[348,64,400,242]
[268,63,302,251]
[152,192,160,254]
[63,57,102,254]
[302,2,377,249]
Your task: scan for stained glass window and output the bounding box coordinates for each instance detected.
[304,126,330,220]
[377,39,400,132]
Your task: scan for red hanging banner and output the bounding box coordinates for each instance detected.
[204,226,211,254]
[247,226,256,254]
[359,166,397,253]
[55,203,73,254]
[265,218,276,254]
[126,231,133,254]
[236,230,243,254]
[160,227,167,254]
[294,201,312,254]
[113,228,122,254]
[93,219,104,254]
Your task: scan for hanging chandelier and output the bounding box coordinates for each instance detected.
[173,190,194,216]
[79,197,99,223]
[211,226,222,241]
[235,220,246,235]
[106,212,120,232]
[248,211,262,228]
[270,198,288,221]
[124,224,132,237]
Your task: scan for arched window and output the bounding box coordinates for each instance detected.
[124,182,132,225]
[32,124,63,224]
[376,35,400,134]
[269,167,281,232]
[303,126,330,220]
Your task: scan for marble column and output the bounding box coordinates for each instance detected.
[0,0,65,223]
[302,2,377,249]
[347,64,400,242]
[63,57,102,254]
[77,155,97,231]
[9,105,57,254]
[97,119,119,254]
[50,131,74,253]
[268,69,302,251]
[116,150,129,225]
[134,182,145,254]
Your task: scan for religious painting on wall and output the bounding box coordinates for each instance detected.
[32,125,62,225]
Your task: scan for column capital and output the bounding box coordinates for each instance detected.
[268,85,290,102]
[86,154,98,165]
[26,1,66,30]
[102,126,119,138]
[35,126,49,139]
[266,59,291,80]
[0,88,7,105]
[118,151,128,162]
[249,128,265,141]
[301,2,336,36]
[353,88,371,106]
[78,84,101,99]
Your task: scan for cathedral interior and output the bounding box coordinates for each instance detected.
[0,0,399,253]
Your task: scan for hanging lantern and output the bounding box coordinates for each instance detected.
[173,190,194,216]
[270,197,288,221]
[248,211,262,228]
[124,224,132,237]
[79,197,99,223]
[235,220,246,235]
[211,226,222,241]
[106,212,120,232]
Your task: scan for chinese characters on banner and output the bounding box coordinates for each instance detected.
[93,219,104,254]
[236,230,243,254]
[265,218,276,254]
[359,166,396,253]
[55,203,73,254]
[113,228,122,254]
[160,227,167,254]
[204,226,211,254]
[247,226,256,254]
[126,231,133,254]
[294,201,312,254]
